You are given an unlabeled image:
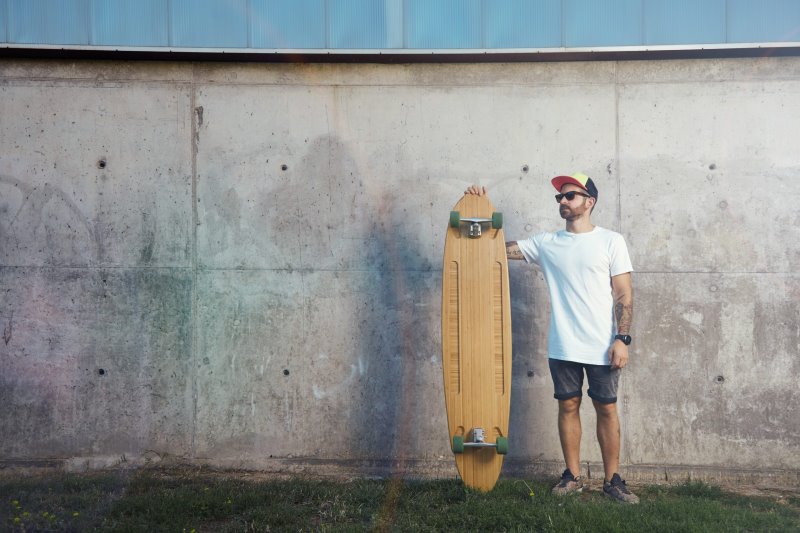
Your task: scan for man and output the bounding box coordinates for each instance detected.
[466,173,638,504]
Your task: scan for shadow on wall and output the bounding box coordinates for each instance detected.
[507,265,550,467]
[268,134,435,470]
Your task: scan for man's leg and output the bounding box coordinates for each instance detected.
[586,364,622,480]
[586,365,639,503]
[558,396,583,477]
[548,359,585,478]
[593,400,620,481]
[549,359,585,494]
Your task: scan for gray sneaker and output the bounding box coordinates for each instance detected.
[603,473,639,504]
[552,469,584,496]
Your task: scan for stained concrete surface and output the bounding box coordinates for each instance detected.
[0,267,193,460]
[0,58,798,486]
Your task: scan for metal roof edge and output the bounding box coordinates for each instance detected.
[2,42,800,63]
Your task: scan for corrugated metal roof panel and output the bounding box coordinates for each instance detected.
[9,0,90,45]
[728,0,800,43]
[485,0,562,48]
[171,0,248,48]
[405,0,482,49]
[92,0,168,47]
[644,0,725,45]
[329,0,403,49]
[565,0,642,47]
[251,0,325,49]
[2,0,799,54]
[0,0,7,44]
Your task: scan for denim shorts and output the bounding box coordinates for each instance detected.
[548,359,621,404]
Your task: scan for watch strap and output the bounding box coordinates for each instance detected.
[614,334,632,345]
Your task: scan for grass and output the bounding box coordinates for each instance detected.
[1,469,798,532]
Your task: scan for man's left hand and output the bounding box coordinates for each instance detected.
[609,341,629,369]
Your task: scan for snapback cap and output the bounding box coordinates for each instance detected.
[551,172,598,199]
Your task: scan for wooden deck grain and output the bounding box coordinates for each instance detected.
[441,194,512,492]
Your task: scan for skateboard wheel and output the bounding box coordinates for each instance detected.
[452,436,464,454]
[496,437,508,455]
[449,211,460,228]
[491,212,503,229]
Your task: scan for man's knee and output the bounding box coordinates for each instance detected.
[592,399,617,418]
[559,396,582,414]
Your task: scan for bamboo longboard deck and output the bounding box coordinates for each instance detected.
[441,194,512,492]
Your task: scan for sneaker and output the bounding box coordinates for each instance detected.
[552,469,584,495]
[603,473,640,504]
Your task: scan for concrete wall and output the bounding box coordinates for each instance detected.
[1,57,798,484]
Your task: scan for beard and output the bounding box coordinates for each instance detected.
[559,204,584,221]
[559,206,574,220]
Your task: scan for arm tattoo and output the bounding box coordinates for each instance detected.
[614,298,633,335]
[506,241,525,261]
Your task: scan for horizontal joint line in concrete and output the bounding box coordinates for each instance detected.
[1,267,794,275]
[0,78,193,87]
[198,267,437,274]
[635,270,796,275]
[0,265,193,271]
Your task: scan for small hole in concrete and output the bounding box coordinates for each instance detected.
[98,159,107,169]
[522,165,529,172]
[527,370,534,377]
[715,375,725,383]
[98,368,106,376]
[709,163,716,170]
[283,369,290,376]
[281,164,288,171]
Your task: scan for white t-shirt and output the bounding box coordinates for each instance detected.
[517,227,633,365]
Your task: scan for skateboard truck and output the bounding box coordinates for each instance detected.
[449,211,503,237]
[469,220,484,237]
[452,428,508,454]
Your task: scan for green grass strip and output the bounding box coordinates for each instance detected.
[1,471,797,532]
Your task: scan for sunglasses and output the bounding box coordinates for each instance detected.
[555,191,591,202]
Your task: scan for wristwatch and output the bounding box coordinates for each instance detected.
[614,334,632,346]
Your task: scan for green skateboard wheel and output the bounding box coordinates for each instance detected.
[491,212,503,229]
[450,211,461,228]
[496,437,508,455]
[452,436,464,454]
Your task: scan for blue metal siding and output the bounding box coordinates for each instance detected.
[171,0,248,48]
[405,0,482,49]
[644,0,725,45]
[92,0,168,47]
[565,0,642,47]
[2,0,800,52]
[9,0,90,45]
[0,0,7,44]
[251,0,325,49]
[728,0,800,43]
[484,0,562,48]
[329,0,403,49]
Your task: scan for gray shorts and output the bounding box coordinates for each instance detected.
[548,359,621,404]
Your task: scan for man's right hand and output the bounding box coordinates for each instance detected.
[465,185,487,196]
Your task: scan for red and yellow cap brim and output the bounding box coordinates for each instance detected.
[551,172,591,192]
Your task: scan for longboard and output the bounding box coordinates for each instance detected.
[441,193,512,492]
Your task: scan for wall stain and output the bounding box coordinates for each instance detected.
[2,310,12,345]
[194,106,204,148]
[139,211,156,264]
[0,174,100,264]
